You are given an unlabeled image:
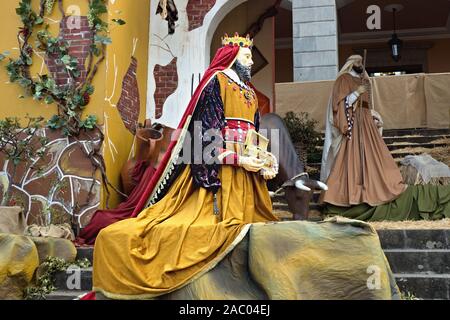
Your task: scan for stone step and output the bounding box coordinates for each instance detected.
[318,127,450,137]
[76,246,94,264]
[315,139,448,152]
[273,210,323,223]
[273,202,289,211]
[271,191,322,204]
[379,230,450,299]
[272,211,323,222]
[391,148,440,158]
[313,141,448,159]
[271,194,286,204]
[313,129,448,164]
[273,210,294,221]
[377,229,450,250]
[387,142,448,152]
[383,135,449,145]
[45,290,89,300]
[383,128,450,137]
[54,267,93,291]
[272,202,323,213]
[394,274,450,300]
[384,249,450,274]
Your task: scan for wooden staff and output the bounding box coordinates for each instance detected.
[358,49,368,188]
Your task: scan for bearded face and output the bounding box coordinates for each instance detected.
[352,59,364,74]
[353,66,364,74]
[233,47,253,82]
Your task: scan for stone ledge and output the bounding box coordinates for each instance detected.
[394,274,450,300]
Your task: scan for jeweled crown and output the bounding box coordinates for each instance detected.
[221,32,253,48]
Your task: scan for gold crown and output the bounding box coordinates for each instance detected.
[221,33,253,48]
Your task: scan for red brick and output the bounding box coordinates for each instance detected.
[153,58,178,119]
[44,16,93,88]
[186,0,217,31]
[69,39,93,46]
[64,34,82,40]
[79,19,90,27]
[117,58,140,134]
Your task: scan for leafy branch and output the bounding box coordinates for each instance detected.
[283,111,322,165]
[0,115,48,205]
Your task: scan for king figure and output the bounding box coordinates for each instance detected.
[91,33,279,299]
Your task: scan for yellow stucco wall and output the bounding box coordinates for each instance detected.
[0,0,150,209]
[101,0,150,208]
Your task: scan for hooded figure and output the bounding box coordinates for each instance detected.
[320,55,406,207]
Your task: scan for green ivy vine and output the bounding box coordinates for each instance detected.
[1,0,127,208]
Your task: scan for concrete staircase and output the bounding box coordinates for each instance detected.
[383,128,449,165]
[378,229,450,300]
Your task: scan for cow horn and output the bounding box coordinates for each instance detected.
[295,180,311,192]
[317,181,328,191]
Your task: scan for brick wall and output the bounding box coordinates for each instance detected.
[117,57,140,134]
[186,0,217,31]
[154,58,178,119]
[45,16,94,87]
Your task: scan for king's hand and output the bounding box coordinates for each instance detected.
[260,152,279,180]
[238,156,265,173]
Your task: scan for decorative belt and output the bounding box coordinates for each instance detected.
[223,118,255,144]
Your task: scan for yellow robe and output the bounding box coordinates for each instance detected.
[92,72,278,299]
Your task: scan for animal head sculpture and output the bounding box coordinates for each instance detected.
[278,173,328,220]
[260,113,328,220]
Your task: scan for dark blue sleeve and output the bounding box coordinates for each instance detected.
[190,76,225,194]
[254,109,261,132]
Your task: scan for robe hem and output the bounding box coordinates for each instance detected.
[323,184,407,207]
[93,223,252,300]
